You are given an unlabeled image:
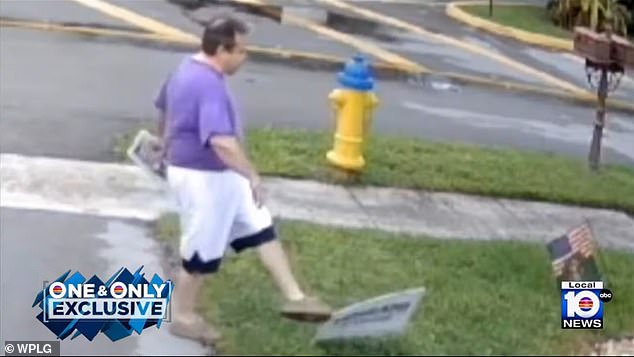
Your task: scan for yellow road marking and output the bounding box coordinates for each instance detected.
[69,0,198,41]
[446,1,573,51]
[0,19,197,44]
[0,19,401,68]
[315,0,590,95]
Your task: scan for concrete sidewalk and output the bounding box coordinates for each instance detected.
[2,153,633,251]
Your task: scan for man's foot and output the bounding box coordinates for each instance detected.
[169,315,222,345]
[281,296,333,323]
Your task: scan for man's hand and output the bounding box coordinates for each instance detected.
[153,140,167,162]
[249,173,265,208]
[145,137,166,178]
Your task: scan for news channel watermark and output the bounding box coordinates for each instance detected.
[4,341,60,356]
[561,280,613,329]
[32,267,173,341]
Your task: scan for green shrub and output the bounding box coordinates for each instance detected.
[547,0,632,36]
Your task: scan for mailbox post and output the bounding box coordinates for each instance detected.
[573,25,634,171]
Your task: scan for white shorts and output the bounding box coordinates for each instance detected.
[166,165,276,274]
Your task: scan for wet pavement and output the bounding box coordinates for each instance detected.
[0,208,211,355]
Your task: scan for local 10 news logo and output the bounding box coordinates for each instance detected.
[561,281,613,329]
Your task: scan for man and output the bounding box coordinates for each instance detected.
[154,14,333,345]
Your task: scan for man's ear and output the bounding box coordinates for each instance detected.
[216,43,228,55]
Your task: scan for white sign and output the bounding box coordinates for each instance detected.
[127,129,166,181]
[313,287,425,343]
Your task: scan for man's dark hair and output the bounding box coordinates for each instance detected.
[201,14,249,55]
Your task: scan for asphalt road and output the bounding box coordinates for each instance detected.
[2,25,633,165]
[0,0,361,59]
[5,0,618,96]
[0,0,137,30]
[348,2,634,102]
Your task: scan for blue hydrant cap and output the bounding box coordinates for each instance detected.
[337,54,374,91]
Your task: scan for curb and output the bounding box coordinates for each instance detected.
[3,18,634,113]
[445,1,573,52]
[442,2,634,113]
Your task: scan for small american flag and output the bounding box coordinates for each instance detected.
[567,222,596,258]
[552,254,572,277]
[548,235,574,277]
[547,222,598,278]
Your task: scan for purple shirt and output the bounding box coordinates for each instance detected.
[154,56,243,171]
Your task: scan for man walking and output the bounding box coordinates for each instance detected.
[153,14,333,345]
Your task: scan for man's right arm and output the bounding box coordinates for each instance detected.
[209,135,259,184]
[208,131,264,207]
[198,88,261,186]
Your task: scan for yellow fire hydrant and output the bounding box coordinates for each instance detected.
[326,54,379,172]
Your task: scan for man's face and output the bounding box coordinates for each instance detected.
[219,34,248,75]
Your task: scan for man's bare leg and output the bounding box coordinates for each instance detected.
[172,268,204,318]
[170,268,221,344]
[256,240,305,300]
[256,240,333,322]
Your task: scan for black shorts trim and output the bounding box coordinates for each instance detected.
[181,227,277,274]
[182,252,222,274]
[230,226,277,253]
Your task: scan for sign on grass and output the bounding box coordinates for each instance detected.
[314,287,425,343]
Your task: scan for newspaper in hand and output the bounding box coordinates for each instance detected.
[126,129,166,180]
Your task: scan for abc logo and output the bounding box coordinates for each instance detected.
[564,288,613,318]
[599,289,613,303]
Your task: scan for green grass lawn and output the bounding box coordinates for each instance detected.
[460,4,574,39]
[155,214,634,356]
[115,127,634,214]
